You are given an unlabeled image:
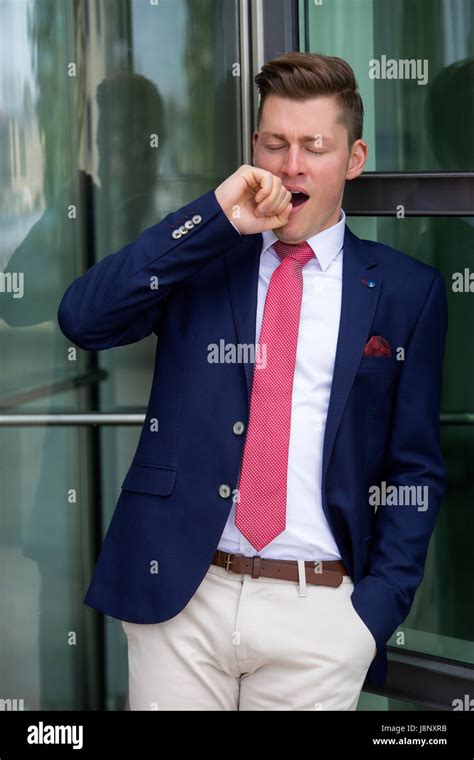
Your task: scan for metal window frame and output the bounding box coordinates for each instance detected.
[344,172,474,216]
[239,0,299,164]
[0,412,470,426]
[369,649,474,710]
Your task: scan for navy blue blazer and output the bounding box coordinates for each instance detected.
[57,189,448,688]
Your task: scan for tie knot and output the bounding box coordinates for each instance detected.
[273,239,315,268]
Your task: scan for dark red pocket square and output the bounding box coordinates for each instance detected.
[363,335,392,357]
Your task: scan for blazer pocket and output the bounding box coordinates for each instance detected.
[359,355,400,369]
[121,463,177,496]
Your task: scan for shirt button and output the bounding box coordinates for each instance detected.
[232,421,245,435]
[218,484,231,499]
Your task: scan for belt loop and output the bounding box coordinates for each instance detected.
[297,560,307,597]
[251,556,261,578]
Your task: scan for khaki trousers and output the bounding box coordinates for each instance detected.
[121,561,377,711]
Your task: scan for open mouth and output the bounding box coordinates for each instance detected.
[289,191,310,212]
[290,192,309,206]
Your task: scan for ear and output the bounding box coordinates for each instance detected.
[346,139,368,181]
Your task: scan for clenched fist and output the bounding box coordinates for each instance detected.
[215,165,293,235]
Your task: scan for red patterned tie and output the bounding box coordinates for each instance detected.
[235,239,315,551]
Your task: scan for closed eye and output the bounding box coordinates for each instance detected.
[265,145,325,155]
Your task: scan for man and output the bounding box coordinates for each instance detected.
[58,52,448,710]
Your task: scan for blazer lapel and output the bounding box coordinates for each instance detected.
[224,233,263,402]
[321,225,382,483]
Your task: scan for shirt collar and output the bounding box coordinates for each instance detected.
[261,207,346,272]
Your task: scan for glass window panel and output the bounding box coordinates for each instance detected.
[0,0,241,710]
[301,0,474,171]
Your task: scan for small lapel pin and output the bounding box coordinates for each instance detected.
[361,278,376,288]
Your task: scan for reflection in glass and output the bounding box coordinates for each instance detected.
[0,0,240,709]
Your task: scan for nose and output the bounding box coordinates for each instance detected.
[281,145,305,178]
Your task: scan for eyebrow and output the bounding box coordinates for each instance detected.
[260,131,330,144]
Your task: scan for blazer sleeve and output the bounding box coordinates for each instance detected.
[57,189,242,350]
[351,270,449,650]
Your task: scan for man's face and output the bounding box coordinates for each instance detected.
[252,95,367,242]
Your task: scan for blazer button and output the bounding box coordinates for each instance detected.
[171,230,182,239]
[184,220,194,229]
[218,483,231,498]
[233,421,245,435]
[192,214,202,224]
[179,224,189,235]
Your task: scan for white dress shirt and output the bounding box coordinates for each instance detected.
[217,209,346,560]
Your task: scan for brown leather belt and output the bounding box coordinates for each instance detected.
[212,550,349,588]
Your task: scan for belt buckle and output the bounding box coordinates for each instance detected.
[224,553,233,572]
